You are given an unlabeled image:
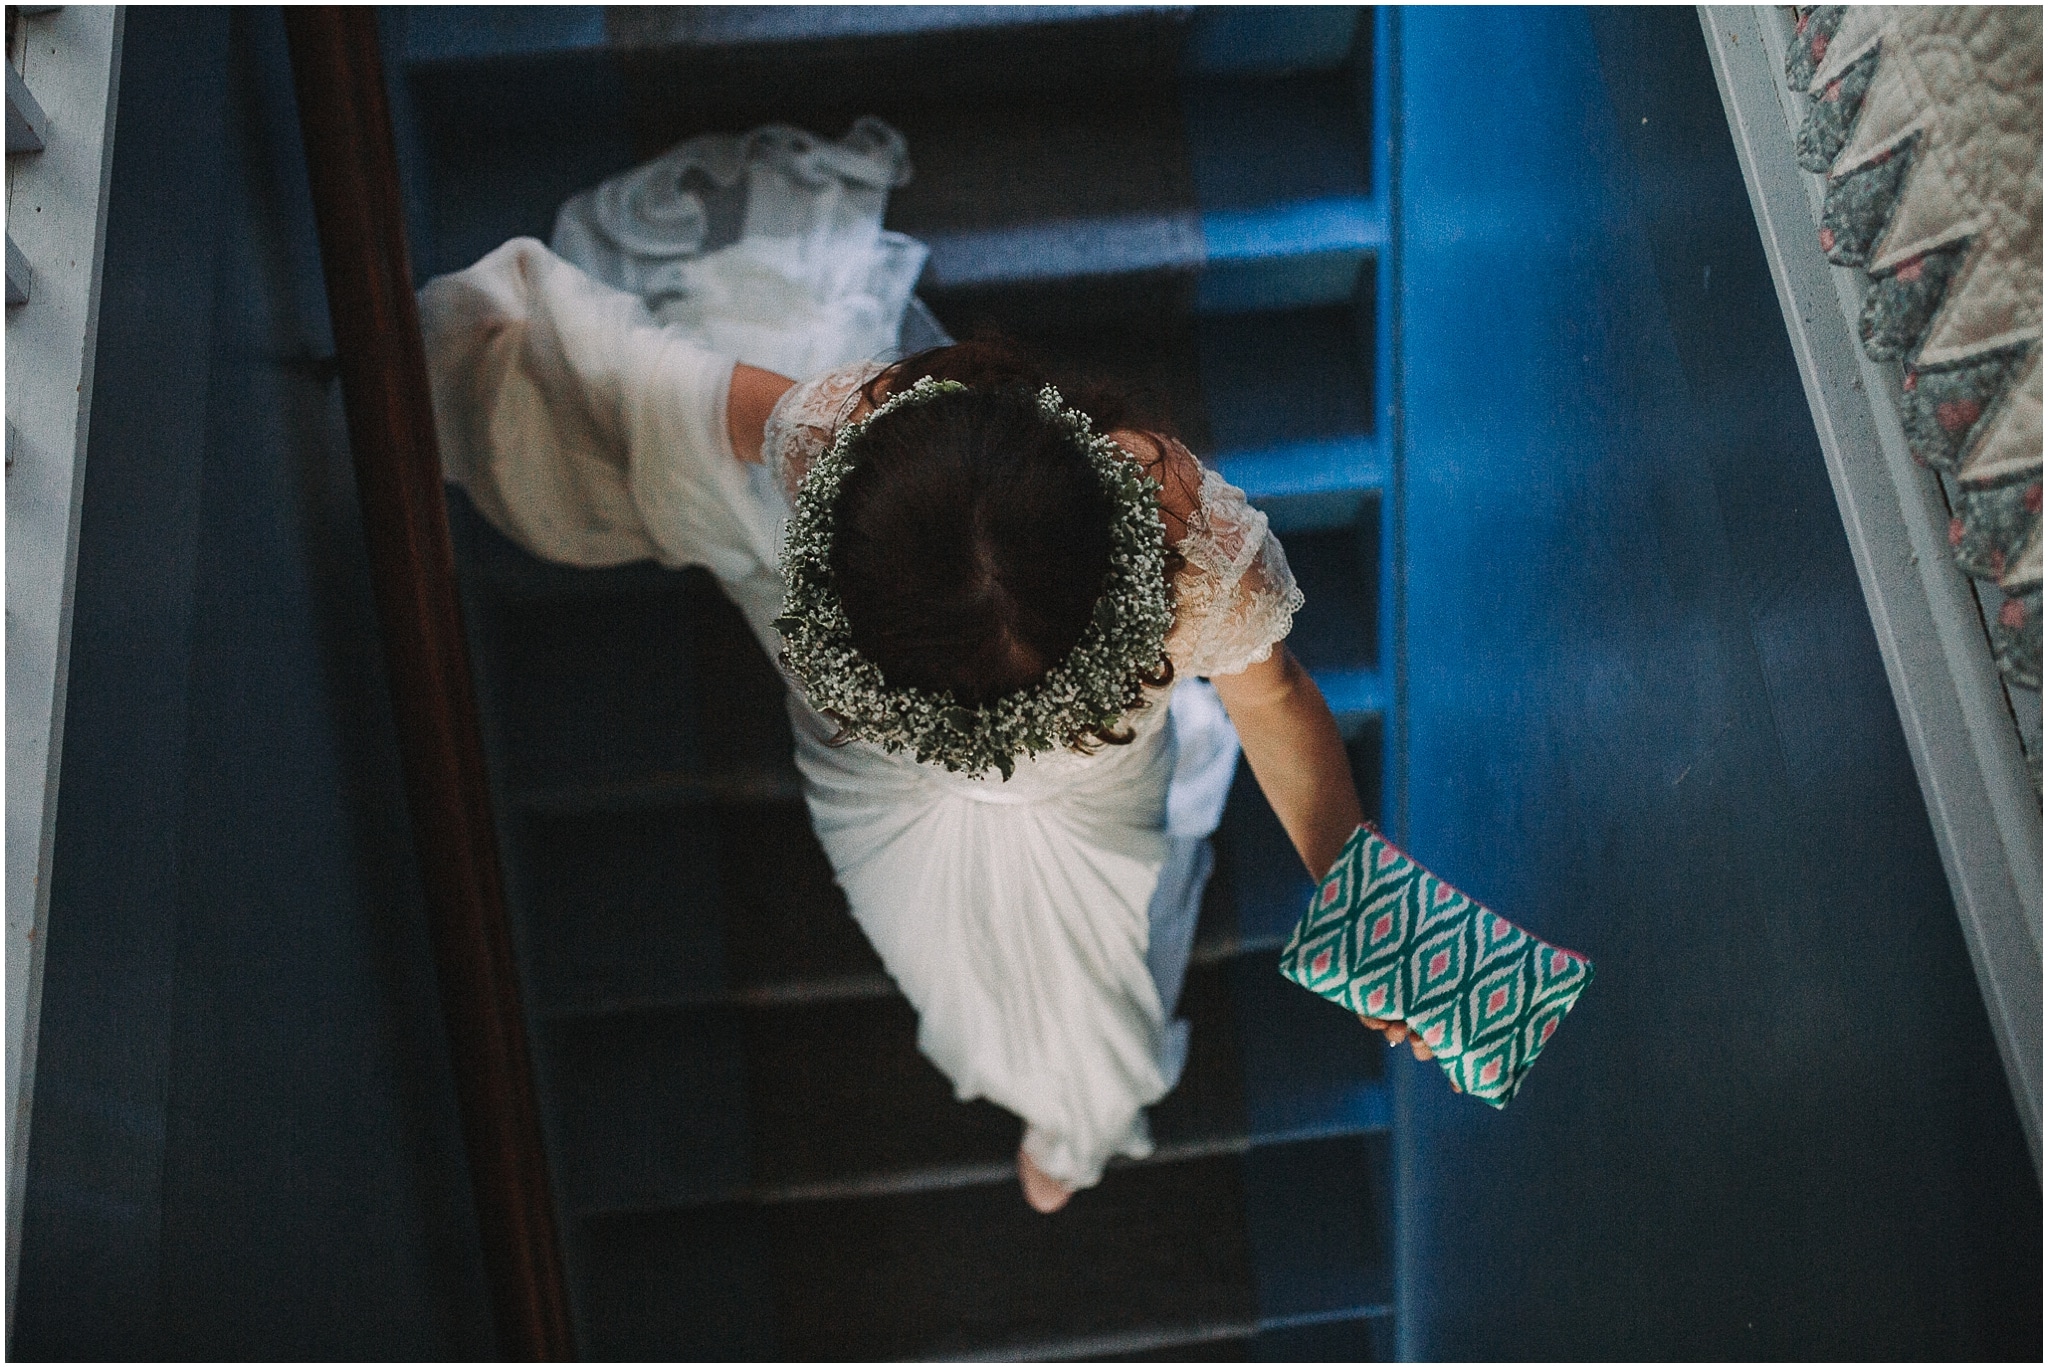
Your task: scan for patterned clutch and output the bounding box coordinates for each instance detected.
[1278,824,1593,1107]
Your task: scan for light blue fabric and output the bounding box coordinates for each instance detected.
[1147,680,1240,1020]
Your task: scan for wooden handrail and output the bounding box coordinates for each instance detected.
[282,9,574,1359]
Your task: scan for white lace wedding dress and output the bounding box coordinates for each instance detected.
[418,125,1303,1189]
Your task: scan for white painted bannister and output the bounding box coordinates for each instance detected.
[5,3,124,1328]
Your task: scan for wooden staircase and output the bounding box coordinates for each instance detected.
[398,6,1398,1357]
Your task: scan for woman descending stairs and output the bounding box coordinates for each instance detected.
[398,6,1399,1357]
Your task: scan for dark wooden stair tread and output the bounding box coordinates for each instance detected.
[564,1132,1395,1361]
[574,1149,1259,1362]
[614,9,1194,149]
[537,961,1250,1213]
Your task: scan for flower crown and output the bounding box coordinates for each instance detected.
[773,375,1173,779]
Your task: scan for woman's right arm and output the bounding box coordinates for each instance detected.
[727,363,796,465]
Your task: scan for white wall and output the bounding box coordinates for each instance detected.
[5,3,123,1324]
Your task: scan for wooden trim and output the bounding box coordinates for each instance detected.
[1700,5,2041,1169]
[282,9,575,1356]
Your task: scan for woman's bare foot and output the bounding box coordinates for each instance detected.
[1017,1147,1073,1214]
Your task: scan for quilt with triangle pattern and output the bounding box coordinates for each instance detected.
[1278,824,1593,1108]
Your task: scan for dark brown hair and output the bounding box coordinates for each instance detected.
[828,337,1183,747]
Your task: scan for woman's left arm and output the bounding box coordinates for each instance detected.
[1208,644,1363,879]
[1214,646,1436,1058]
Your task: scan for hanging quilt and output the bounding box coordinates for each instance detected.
[1788,5,2042,690]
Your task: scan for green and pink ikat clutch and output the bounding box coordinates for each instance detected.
[1279,824,1593,1108]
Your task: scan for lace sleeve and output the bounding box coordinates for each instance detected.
[762,359,888,504]
[1165,465,1305,678]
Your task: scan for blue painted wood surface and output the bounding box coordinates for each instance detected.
[1391,8,2038,1358]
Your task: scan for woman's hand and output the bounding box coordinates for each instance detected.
[1358,1014,1443,1065]
[1106,429,1204,545]
[1209,644,1363,880]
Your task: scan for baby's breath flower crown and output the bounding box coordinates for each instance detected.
[774,376,1173,780]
